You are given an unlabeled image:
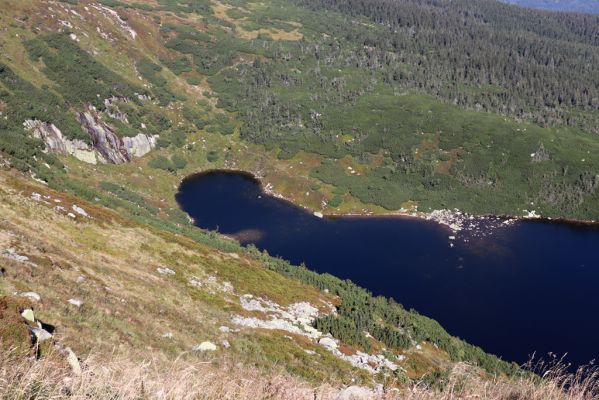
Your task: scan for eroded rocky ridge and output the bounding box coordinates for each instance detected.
[23,119,99,164]
[24,105,157,165]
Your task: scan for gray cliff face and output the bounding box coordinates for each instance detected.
[123,133,157,158]
[77,106,131,164]
[24,104,158,165]
[23,119,98,164]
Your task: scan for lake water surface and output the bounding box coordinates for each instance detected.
[176,170,599,369]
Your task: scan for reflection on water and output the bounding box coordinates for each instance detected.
[176,170,599,369]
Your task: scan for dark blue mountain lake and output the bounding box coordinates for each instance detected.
[176,170,599,369]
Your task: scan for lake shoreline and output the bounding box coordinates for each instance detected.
[180,168,599,231]
[176,169,599,368]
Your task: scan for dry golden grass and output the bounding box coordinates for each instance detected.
[1,352,598,400]
[0,351,338,400]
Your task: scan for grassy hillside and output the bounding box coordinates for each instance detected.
[0,0,598,220]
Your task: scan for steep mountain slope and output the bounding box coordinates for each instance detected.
[503,0,599,13]
[1,0,598,220]
[0,0,598,397]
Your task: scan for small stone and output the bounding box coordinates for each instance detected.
[221,340,230,349]
[4,248,29,263]
[21,309,35,323]
[218,326,230,333]
[157,267,175,276]
[65,347,81,375]
[193,341,217,351]
[76,276,86,284]
[162,332,173,339]
[32,328,53,342]
[313,211,324,218]
[68,299,84,307]
[20,292,41,302]
[67,213,76,219]
[72,205,88,217]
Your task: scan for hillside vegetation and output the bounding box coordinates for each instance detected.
[0,0,598,397]
[0,0,598,219]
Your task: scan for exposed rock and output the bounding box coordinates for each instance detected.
[77,106,131,164]
[335,386,377,400]
[20,292,41,302]
[93,4,137,39]
[72,205,89,217]
[162,332,173,339]
[123,133,157,158]
[188,277,202,287]
[21,309,36,323]
[193,341,217,351]
[221,340,230,349]
[104,96,129,123]
[65,347,82,375]
[4,248,29,263]
[531,142,550,163]
[157,267,175,276]
[232,315,321,338]
[32,327,53,342]
[313,211,324,218]
[68,298,84,307]
[219,326,230,333]
[319,337,338,350]
[23,119,99,164]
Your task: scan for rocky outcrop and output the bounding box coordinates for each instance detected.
[23,119,99,164]
[231,293,400,374]
[77,106,131,164]
[24,105,157,165]
[123,133,157,158]
[104,96,129,123]
[77,105,158,163]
